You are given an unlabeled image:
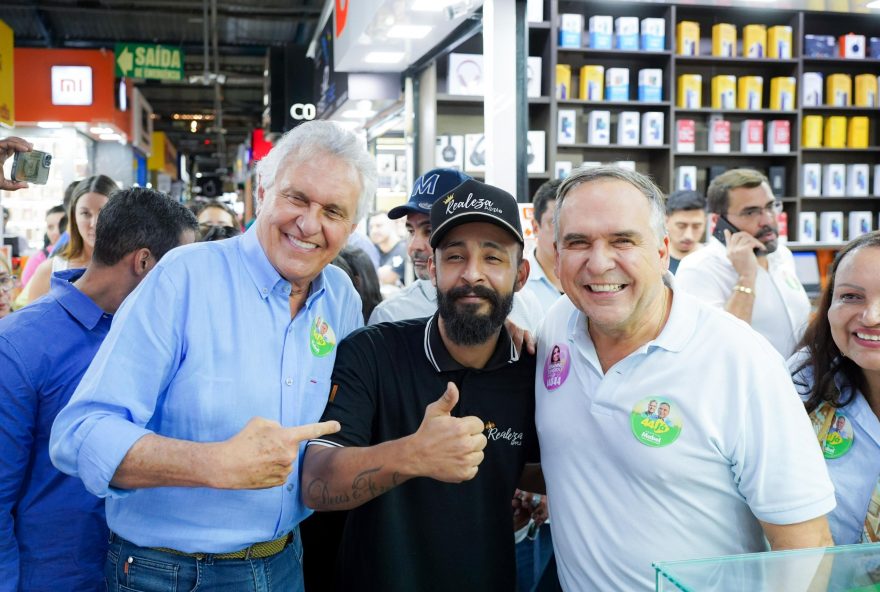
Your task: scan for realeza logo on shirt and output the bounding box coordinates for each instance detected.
[484,421,524,446]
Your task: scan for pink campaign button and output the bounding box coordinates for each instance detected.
[543,343,570,391]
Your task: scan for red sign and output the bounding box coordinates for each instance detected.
[335,0,349,38]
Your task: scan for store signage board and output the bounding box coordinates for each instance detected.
[115,43,183,81]
[0,20,14,127]
[51,66,93,105]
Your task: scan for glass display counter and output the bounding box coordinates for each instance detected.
[655,543,880,591]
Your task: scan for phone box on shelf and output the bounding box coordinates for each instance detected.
[677,74,702,108]
[464,134,486,173]
[871,37,880,58]
[559,14,583,48]
[824,116,847,148]
[708,166,727,184]
[557,110,577,145]
[767,120,790,153]
[827,74,852,106]
[768,26,793,58]
[617,111,641,146]
[588,111,611,145]
[580,65,604,101]
[615,17,639,50]
[555,161,573,180]
[527,0,543,22]
[638,69,663,102]
[820,212,845,243]
[614,160,636,171]
[709,118,731,153]
[712,23,736,57]
[676,21,700,56]
[676,166,698,191]
[448,54,484,95]
[823,164,846,197]
[743,24,766,58]
[605,68,630,101]
[589,16,613,49]
[676,119,696,152]
[802,116,824,148]
[799,212,818,243]
[642,112,664,145]
[641,18,666,51]
[802,164,822,197]
[741,119,764,153]
[802,72,823,106]
[847,164,870,196]
[770,77,796,110]
[738,76,763,110]
[435,135,464,170]
[556,65,572,99]
[849,211,873,240]
[839,33,866,58]
[804,35,835,57]
[526,57,542,98]
[526,131,546,173]
[855,74,878,107]
[768,166,786,197]
[876,164,880,196]
[711,75,737,109]
[849,116,870,148]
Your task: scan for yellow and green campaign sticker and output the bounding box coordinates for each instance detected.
[822,413,854,459]
[630,396,682,448]
[309,316,336,357]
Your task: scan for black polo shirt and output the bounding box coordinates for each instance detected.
[311,314,539,592]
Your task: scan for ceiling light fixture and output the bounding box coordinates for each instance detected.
[364,51,405,64]
[388,25,432,39]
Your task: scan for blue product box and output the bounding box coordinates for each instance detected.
[617,34,639,50]
[638,86,662,102]
[641,34,666,51]
[804,35,836,57]
[589,16,613,49]
[870,37,880,58]
[640,18,666,51]
[589,32,612,49]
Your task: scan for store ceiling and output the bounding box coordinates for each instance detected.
[0,0,324,171]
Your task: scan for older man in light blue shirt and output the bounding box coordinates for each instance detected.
[50,121,377,592]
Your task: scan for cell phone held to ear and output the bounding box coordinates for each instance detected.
[712,216,763,256]
[11,150,52,185]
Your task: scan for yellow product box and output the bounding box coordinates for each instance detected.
[579,65,605,101]
[737,76,763,110]
[677,74,702,108]
[802,115,823,147]
[855,74,878,107]
[848,116,869,148]
[676,21,700,56]
[711,75,737,109]
[712,23,736,57]
[743,24,767,58]
[556,64,572,100]
[826,74,852,107]
[824,116,847,148]
[770,77,796,111]
[767,26,792,58]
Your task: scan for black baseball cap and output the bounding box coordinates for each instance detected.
[388,168,471,220]
[429,179,524,248]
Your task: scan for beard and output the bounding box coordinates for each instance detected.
[754,224,779,255]
[436,283,515,346]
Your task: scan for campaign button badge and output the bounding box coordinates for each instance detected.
[543,343,570,391]
[630,396,682,447]
[310,316,336,357]
[823,412,854,459]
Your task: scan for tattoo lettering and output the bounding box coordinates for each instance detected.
[306,478,351,507]
[351,467,401,501]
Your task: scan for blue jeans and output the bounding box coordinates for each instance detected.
[105,530,304,592]
[516,524,558,592]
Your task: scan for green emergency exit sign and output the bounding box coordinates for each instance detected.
[115,43,184,81]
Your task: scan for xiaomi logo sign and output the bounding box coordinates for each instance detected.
[51,66,93,106]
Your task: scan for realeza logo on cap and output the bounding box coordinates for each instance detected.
[430,179,525,248]
[445,192,504,216]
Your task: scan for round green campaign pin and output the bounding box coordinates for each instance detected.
[822,413,854,459]
[630,396,683,448]
[309,316,336,358]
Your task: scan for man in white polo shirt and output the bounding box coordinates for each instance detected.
[537,165,835,591]
[675,169,810,357]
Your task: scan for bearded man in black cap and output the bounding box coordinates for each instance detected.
[301,179,541,592]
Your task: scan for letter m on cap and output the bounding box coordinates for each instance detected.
[412,173,439,196]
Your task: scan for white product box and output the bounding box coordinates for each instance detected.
[559,14,584,48]
[614,160,637,171]
[581,161,602,169]
[803,72,823,106]
[588,111,611,145]
[555,161,574,179]
[464,133,486,173]
[448,54,484,95]
[557,109,577,145]
[435,135,464,170]
[799,212,817,243]
[841,34,866,58]
[642,112,664,145]
[741,120,764,153]
[617,111,640,145]
[767,120,791,153]
[527,130,546,173]
[820,211,845,243]
[527,0,544,23]
[605,68,630,101]
[875,164,880,196]
[676,119,695,152]
[641,18,666,51]
[847,164,870,196]
[527,57,543,98]
[823,164,846,197]
[615,17,639,50]
[802,164,822,197]
[676,166,698,191]
[589,16,613,49]
[848,211,873,239]
[709,117,731,153]
[638,69,663,102]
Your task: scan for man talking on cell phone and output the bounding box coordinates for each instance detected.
[676,168,810,357]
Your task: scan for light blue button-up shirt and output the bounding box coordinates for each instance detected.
[50,227,362,553]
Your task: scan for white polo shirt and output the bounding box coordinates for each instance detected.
[675,238,810,358]
[536,290,835,592]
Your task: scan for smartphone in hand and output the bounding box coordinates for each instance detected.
[11,150,52,185]
[712,216,763,256]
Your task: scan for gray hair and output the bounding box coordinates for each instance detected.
[553,165,668,245]
[255,121,378,222]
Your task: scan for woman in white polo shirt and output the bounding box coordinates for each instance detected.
[790,230,880,545]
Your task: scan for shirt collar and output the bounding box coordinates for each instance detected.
[51,268,106,330]
[423,312,519,372]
